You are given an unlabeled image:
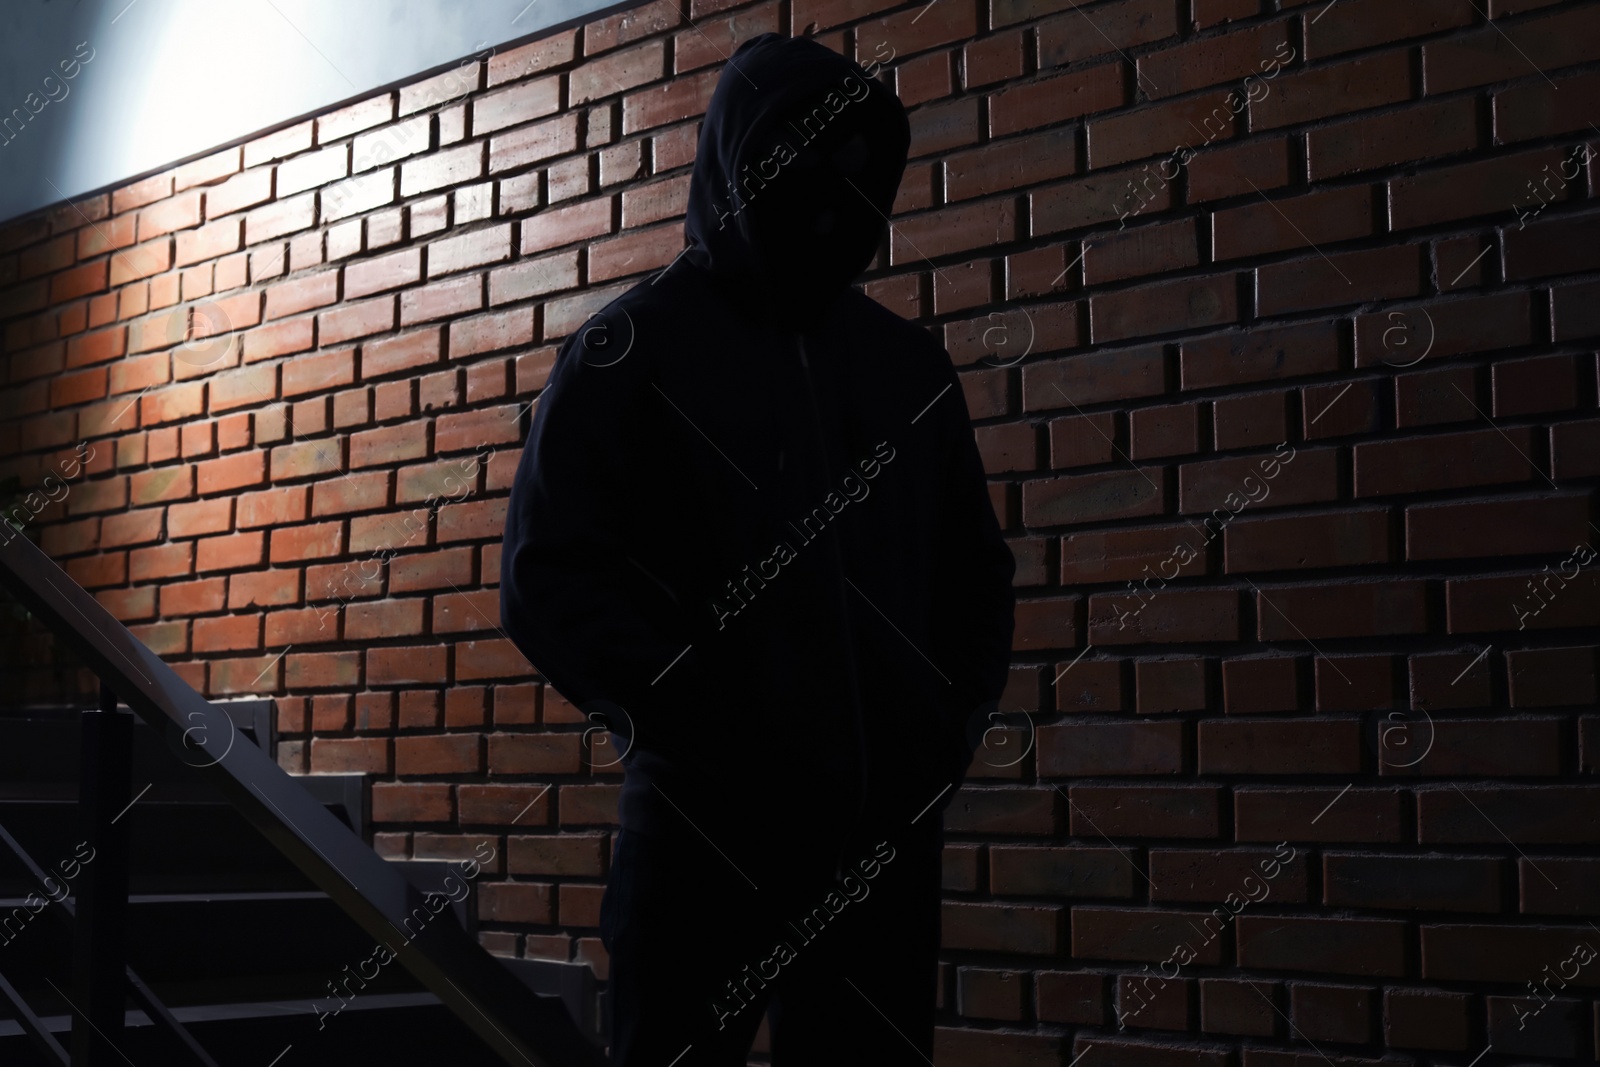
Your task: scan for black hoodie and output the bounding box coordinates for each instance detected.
[500,33,1016,858]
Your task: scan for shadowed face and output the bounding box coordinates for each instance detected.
[738,90,896,311]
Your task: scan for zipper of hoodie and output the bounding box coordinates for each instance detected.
[794,331,869,883]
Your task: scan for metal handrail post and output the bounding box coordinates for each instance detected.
[68,683,131,1066]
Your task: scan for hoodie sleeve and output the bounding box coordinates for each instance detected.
[499,328,698,742]
[925,352,1017,783]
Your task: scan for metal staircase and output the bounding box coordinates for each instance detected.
[0,529,606,1066]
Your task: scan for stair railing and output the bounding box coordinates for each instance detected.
[0,528,607,1067]
[0,689,219,1066]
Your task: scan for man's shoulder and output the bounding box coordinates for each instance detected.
[837,287,953,374]
[607,255,710,319]
[841,286,934,338]
[545,261,710,377]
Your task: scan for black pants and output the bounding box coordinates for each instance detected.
[598,811,943,1065]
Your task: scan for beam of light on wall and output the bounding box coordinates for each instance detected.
[0,0,624,225]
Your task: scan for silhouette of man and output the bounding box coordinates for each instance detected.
[501,32,1015,1065]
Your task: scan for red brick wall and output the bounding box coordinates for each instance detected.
[3,0,1600,1060]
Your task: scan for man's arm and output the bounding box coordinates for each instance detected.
[925,354,1018,784]
[499,326,698,741]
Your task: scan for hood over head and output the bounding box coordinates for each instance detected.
[682,33,911,329]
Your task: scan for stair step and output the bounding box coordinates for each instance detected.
[0,890,464,996]
[0,788,367,894]
[0,992,521,1066]
[0,703,275,788]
